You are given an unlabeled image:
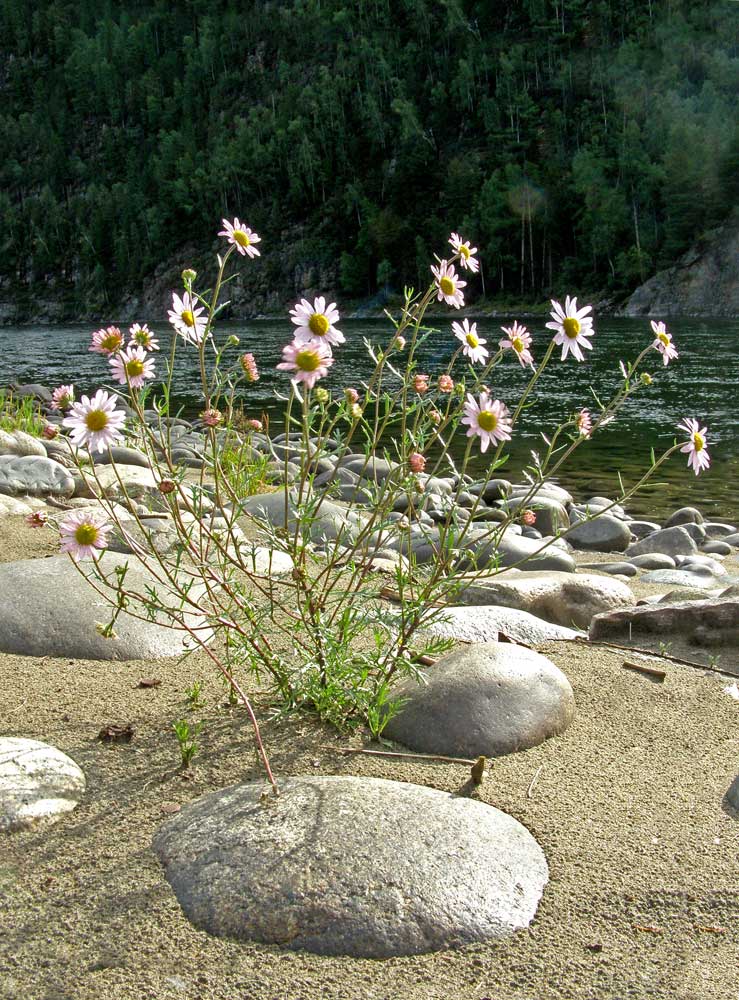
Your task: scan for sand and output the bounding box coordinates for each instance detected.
[1,515,738,1000]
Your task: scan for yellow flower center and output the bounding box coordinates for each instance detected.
[658,332,670,347]
[181,310,195,327]
[466,332,479,348]
[101,333,122,352]
[693,432,704,452]
[563,317,581,339]
[512,337,524,352]
[459,244,470,260]
[295,349,321,372]
[126,359,145,378]
[233,229,250,248]
[85,410,109,432]
[478,410,498,432]
[74,523,99,546]
[439,276,455,295]
[308,313,330,337]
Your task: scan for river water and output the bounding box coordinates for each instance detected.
[0,315,736,522]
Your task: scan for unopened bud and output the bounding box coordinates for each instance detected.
[641,372,653,386]
[158,479,177,494]
[351,403,363,420]
[314,387,329,404]
[227,334,240,347]
[182,268,197,287]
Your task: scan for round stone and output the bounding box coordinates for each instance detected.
[0,455,75,498]
[153,775,548,957]
[726,775,739,814]
[383,641,575,758]
[0,738,85,832]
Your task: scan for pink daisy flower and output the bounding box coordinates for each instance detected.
[277,339,334,390]
[651,321,678,366]
[218,218,261,258]
[90,326,124,355]
[546,296,594,362]
[461,393,512,453]
[431,260,466,309]
[453,319,489,364]
[109,346,155,388]
[678,418,710,476]
[577,409,593,437]
[448,232,480,273]
[168,292,207,344]
[408,452,426,473]
[499,322,534,367]
[128,323,159,351]
[62,389,126,453]
[50,384,75,411]
[290,296,345,348]
[59,509,112,561]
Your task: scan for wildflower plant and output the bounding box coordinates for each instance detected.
[54,220,711,794]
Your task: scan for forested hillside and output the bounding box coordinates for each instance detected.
[1,0,737,318]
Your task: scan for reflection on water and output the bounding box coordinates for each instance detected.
[0,315,736,521]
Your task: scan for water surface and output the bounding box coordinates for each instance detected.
[1,315,736,522]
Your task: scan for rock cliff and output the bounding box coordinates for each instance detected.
[621,217,739,318]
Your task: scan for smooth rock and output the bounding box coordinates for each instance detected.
[704,522,738,539]
[579,561,637,577]
[421,605,584,645]
[85,464,159,499]
[0,555,213,660]
[0,455,75,497]
[627,520,662,539]
[566,514,631,552]
[678,554,726,576]
[93,446,151,469]
[0,429,47,458]
[680,523,707,543]
[0,737,85,832]
[0,495,34,516]
[663,506,704,528]
[452,570,635,629]
[241,489,367,545]
[509,482,573,505]
[629,553,676,570]
[462,531,577,573]
[384,641,575,758]
[153,775,548,957]
[499,495,569,537]
[640,569,718,588]
[701,540,732,557]
[626,526,698,559]
[723,533,739,548]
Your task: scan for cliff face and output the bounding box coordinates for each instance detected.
[621,218,739,318]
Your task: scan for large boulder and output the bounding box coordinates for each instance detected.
[383,641,575,758]
[566,513,631,552]
[0,429,47,458]
[0,738,85,832]
[0,554,214,660]
[462,530,576,574]
[589,598,739,656]
[153,775,549,957]
[0,455,75,497]
[452,569,635,629]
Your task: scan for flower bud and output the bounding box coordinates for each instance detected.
[408,452,426,473]
[413,374,430,394]
[200,408,223,428]
[641,372,653,386]
[240,353,259,382]
[227,334,240,347]
[42,424,59,440]
[350,403,363,420]
[158,479,177,494]
[182,268,197,287]
[394,335,406,351]
[344,387,359,405]
[246,418,263,432]
[314,387,329,404]
[438,374,454,393]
